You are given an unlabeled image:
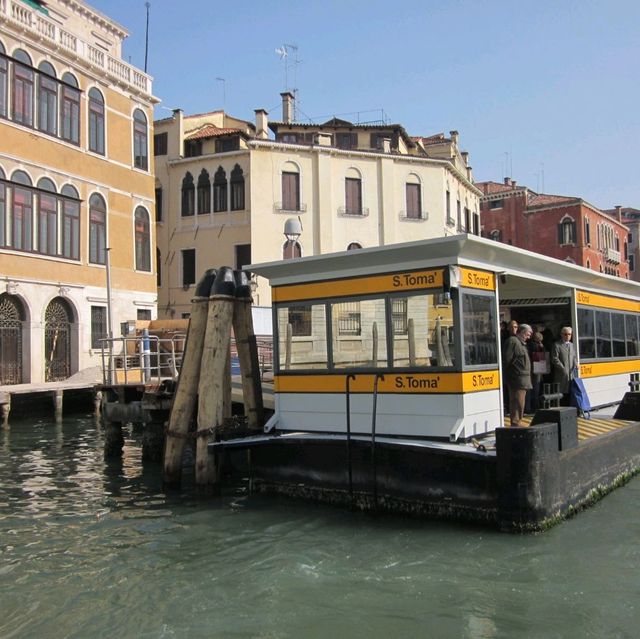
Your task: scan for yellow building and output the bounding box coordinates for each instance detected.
[154,93,481,325]
[0,0,158,384]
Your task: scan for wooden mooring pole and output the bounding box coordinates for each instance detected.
[195,267,235,489]
[163,269,217,488]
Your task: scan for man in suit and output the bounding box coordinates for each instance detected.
[551,326,578,405]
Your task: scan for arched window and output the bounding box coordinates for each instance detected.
[61,72,80,144]
[281,162,300,211]
[134,206,151,271]
[133,108,148,170]
[88,87,105,154]
[181,172,194,217]
[37,61,57,135]
[37,177,57,256]
[0,165,5,247]
[197,168,210,215]
[213,166,227,212]
[0,41,7,118]
[283,240,301,259]
[89,193,106,264]
[558,217,576,245]
[405,175,422,219]
[11,170,33,251]
[344,168,362,216]
[347,242,362,250]
[12,49,34,126]
[61,184,79,260]
[230,164,245,211]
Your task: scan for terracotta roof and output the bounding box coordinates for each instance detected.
[185,125,242,140]
[414,133,449,146]
[527,193,577,207]
[475,181,520,195]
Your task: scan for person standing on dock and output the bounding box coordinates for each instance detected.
[551,326,578,406]
[503,323,533,427]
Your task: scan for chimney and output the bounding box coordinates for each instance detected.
[449,130,459,146]
[172,108,184,157]
[254,108,269,139]
[511,179,516,188]
[281,91,294,124]
[314,133,332,146]
[461,151,469,166]
[616,205,622,222]
[504,177,510,185]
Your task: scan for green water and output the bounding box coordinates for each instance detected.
[0,416,638,638]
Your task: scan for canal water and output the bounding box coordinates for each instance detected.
[1,415,639,639]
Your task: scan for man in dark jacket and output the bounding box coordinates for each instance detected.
[551,326,578,405]
[503,323,533,427]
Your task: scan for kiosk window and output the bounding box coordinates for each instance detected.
[462,293,497,366]
[578,307,595,359]
[277,304,327,370]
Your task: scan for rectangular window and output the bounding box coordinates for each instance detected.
[335,132,357,150]
[134,117,148,170]
[473,213,480,235]
[88,97,105,154]
[38,74,57,135]
[446,190,453,225]
[215,136,240,153]
[585,218,591,245]
[213,179,227,212]
[12,186,33,251]
[332,298,387,368]
[137,309,152,321]
[91,306,107,349]
[626,314,639,356]
[230,179,245,211]
[464,207,471,232]
[489,200,502,209]
[392,298,408,335]
[612,312,626,357]
[38,192,57,256]
[154,132,168,156]
[345,178,362,215]
[595,310,612,358]
[234,243,251,269]
[630,254,635,272]
[182,248,196,286]
[155,187,163,223]
[62,199,80,260]
[184,140,203,157]
[61,85,80,144]
[0,183,5,246]
[0,55,7,118]
[462,293,497,366]
[577,307,595,359]
[282,172,300,211]
[406,183,421,219]
[456,200,462,230]
[13,64,34,126]
[277,303,327,370]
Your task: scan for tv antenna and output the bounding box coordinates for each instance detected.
[216,77,226,110]
[275,43,300,112]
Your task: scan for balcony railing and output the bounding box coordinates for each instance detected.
[399,210,428,221]
[338,206,370,218]
[1,0,153,97]
[274,202,307,214]
[606,247,622,264]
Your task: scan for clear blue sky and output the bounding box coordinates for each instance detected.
[91,0,640,210]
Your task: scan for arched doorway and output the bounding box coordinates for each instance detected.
[44,297,73,382]
[0,293,24,385]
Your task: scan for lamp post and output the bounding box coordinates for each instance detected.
[283,217,302,259]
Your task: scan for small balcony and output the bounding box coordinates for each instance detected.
[338,206,370,218]
[605,247,622,264]
[399,210,428,222]
[274,202,307,214]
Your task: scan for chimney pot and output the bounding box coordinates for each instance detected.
[616,205,623,222]
[504,177,510,185]
[449,130,459,145]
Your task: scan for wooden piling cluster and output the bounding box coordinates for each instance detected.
[163,267,264,489]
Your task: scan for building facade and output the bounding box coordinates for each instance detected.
[154,93,481,319]
[0,0,158,384]
[603,206,640,282]
[478,178,629,278]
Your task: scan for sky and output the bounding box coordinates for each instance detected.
[90,0,640,210]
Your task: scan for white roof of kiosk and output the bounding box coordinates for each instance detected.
[249,233,640,302]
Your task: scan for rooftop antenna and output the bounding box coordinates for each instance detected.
[216,77,226,111]
[144,2,150,73]
[275,43,300,119]
[540,162,545,193]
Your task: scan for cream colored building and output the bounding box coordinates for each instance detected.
[154,93,481,322]
[0,0,158,384]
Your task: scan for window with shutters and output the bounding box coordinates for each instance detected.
[213,166,227,212]
[464,207,471,231]
[154,132,167,156]
[446,190,454,225]
[61,184,79,260]
[13,50,34,127]
[38,62,57,135]
[405,182,422,219]
[282,171,300,211]
[89,193,106,264]
[155,187,163,222]
[215,136,239,153]
[344,177,362,215]
[88,88,105,155]
[11,171,33,251]
[585,217,591,245]
[336,132,357,150]
[0,42,7,119]
[457,200,462,230]
[37,178,57,256]
[182,248,196,287]
[184,139,202,157]
[61,73,80,145]
[558,218,576,245]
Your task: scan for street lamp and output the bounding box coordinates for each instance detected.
[283,218,302,260]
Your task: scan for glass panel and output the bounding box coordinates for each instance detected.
[0,183,5,246]
[578,307,595,359]
[277,304,327,371]
[626,314,639,356]
[612,312,626,357]
[391,293,452,367]
[0,56,7,118]
[462,293,497,366]
[595,310,612,358]
[331,298,387,368]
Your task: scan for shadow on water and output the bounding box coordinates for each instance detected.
[1,414,639,639]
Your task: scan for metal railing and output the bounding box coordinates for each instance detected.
[100,333,185,386]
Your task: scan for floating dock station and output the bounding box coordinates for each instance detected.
[212,234,640,531]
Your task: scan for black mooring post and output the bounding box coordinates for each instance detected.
[371,373,384,511]
[345,374,356,508]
